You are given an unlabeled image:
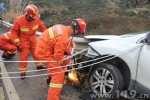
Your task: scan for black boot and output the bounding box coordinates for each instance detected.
[36,66,47,70]
[21,73,26,80]
[2,55,12,59]
[9,53,16,56]
[47,77,51,84]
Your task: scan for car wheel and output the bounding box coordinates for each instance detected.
[88,63,124,99]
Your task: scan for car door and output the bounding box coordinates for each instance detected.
[136,44,150,90]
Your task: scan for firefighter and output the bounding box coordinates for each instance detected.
[11,4,47,79]
[35,18,86,100]
[0,27,17,59]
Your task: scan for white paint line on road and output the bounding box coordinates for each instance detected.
[0,87,5,100]
[0,59,20,100]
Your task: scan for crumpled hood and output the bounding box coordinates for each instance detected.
[88,40,143,55]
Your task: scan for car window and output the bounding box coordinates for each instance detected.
[137,38,146,43]
[146,32,150,43]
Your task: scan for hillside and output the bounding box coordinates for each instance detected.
[1,0,150,35]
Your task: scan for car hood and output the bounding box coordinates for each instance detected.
[84,35,121,41]
[88,40,143,55]
[84,32,148,43]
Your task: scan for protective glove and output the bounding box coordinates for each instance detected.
[64,49,70,55]
[58,55,70,67]
[17,46,22,52]
[63,58,70,66]
[17,43,22,52]
[58,61,63,66]
[58,56,69,66]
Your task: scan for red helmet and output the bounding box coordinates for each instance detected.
[72,18,86,34]
[25,4,40,19]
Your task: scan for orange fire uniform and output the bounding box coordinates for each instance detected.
[35,24,72,100]
[0,32,17,56]
[11,14,46,72]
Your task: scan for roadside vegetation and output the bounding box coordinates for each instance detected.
[1,0,150,35]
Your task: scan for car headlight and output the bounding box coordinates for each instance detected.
[85,47,99,58]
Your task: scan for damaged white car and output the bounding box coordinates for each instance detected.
[73,31,150,99]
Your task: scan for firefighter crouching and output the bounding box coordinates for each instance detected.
[35,18,86,100]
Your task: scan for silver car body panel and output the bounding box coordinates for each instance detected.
[72,31,150,93]
[88,40,143,80]
[73,31,149,86]
[137,45,150,89]
[120,33,147,43]
[84,32,148,43]
[73,32,148,51]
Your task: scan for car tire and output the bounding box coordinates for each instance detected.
[88,63,124,99]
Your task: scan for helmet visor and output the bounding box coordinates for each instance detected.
[78,29,86,34]
[32,12,40,19]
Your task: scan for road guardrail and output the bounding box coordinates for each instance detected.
[0,20,42,36]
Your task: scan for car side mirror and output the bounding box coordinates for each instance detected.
[146,32,150,45]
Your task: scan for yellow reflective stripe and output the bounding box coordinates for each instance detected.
[48,28,54,39]
[14,38,20,43]
[4,33,9,39]
[28,6,36,14]
[50,83,63,88]
[58,61,62,64]
[19,67,27,71]
[32,25,39,30]
[7,51,12,54]
[20,28,29,32]
[36,62,42,66]
[81,21,86,26]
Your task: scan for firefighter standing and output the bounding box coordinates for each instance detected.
[35,18,86,100]
[11,4,47,79]
[0,27,17,59]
